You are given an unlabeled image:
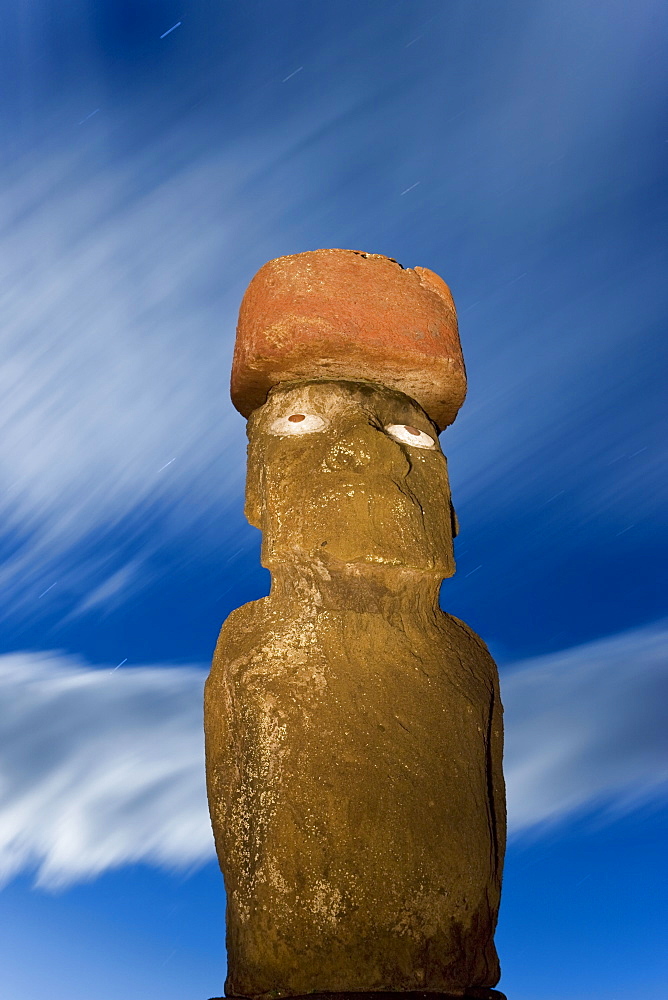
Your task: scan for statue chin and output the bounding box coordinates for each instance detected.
[264,544,454,583]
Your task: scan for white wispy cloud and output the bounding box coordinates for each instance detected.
[63,558,146,621]
[503,619,668,832]
[0,651,211,890]
[0,621,665,888]
[0,141,249,620]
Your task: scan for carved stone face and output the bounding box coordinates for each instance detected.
[245,380,457,577]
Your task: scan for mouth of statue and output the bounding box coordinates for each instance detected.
[267,537,452,577]
[319,547,450,573]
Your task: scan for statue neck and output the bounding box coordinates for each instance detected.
[267,560,443,619]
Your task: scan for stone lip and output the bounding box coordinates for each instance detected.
[216,992,506,1000]
[230,249,467,432]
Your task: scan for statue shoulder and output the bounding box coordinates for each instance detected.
[442,612,499,674]
[212,597,270,659]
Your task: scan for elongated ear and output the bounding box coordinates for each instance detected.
[244,415,264,529]
[244,478,263,528]
[450,499,459,538]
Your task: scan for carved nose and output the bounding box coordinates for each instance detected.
[323,424,410,476]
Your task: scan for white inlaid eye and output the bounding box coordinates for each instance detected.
[269,412,327,436]
[385,423,436,449]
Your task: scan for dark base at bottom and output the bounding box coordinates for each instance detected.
[213,991,507,1000]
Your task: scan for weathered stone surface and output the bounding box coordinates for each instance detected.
[230,250,467,431]
[204,382,505,999]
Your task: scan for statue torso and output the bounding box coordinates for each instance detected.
[205,596,505,997]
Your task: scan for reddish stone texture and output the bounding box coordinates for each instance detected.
[230,249,467,431]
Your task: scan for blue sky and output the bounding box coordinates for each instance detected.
[2,1,666,997]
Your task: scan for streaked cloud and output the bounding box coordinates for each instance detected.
[62,558,146,621]
[0,651,210,890]
[0,140,249,621]
[1,621,665,888]
[504,620,668,831]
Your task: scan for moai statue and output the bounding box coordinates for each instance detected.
[205,250,506,1000]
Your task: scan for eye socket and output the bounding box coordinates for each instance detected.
[385,423,436,449]
[269,412,327,436]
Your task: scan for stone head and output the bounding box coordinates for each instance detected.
[245,379,457,578]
